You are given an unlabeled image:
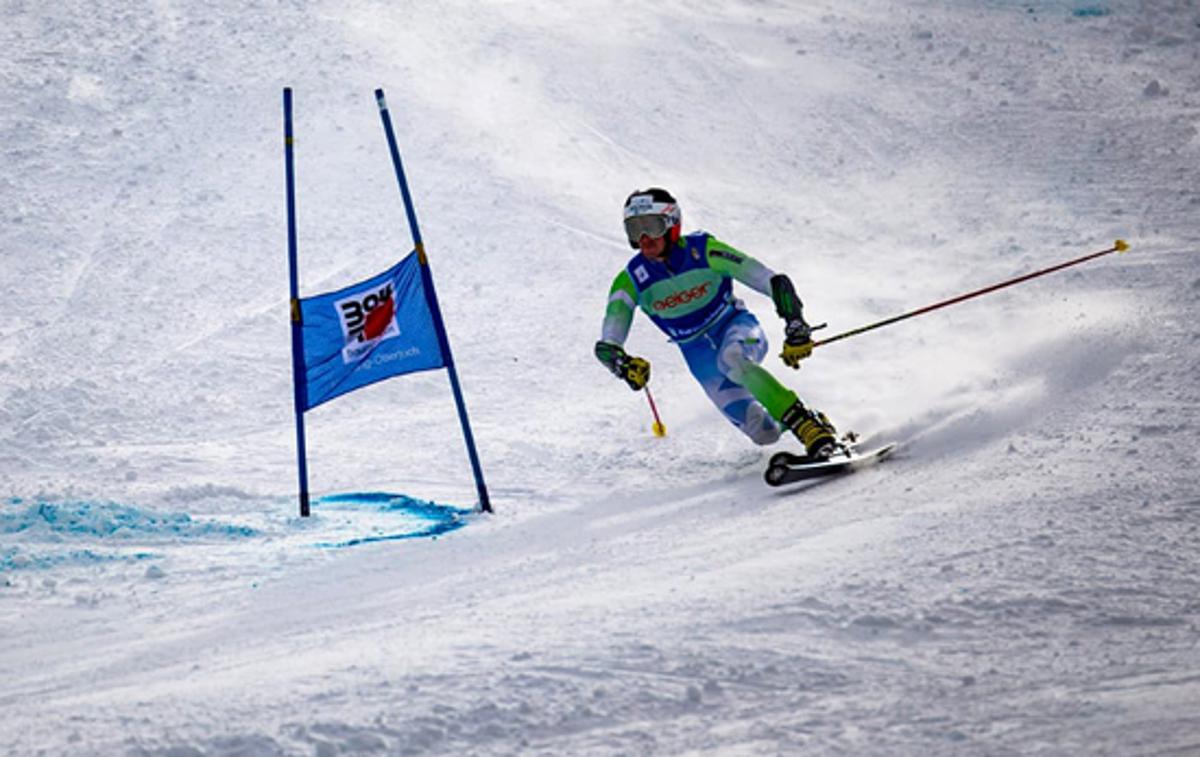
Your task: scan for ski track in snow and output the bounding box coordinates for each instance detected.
[3,0,1200,754]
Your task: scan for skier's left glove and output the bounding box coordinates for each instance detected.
[780,319,815,369]
[595,341,651,391]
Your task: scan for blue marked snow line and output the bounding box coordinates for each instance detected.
[310,492,474,549]
[0,493,476,566]
[0,499,257,540]
[0,497,260,573]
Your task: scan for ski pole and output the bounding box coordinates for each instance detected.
[645,386,667,437]
[815,239,1129,349]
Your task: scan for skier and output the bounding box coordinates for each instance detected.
[594,187,840,459]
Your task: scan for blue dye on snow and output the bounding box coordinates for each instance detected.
[0,493,469,565]
[1072,6,1110,17]
[312,492,472,548]
[0,499,257,540]
[0,498,255,572]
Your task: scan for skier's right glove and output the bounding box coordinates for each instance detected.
[780,320,815,368]
[594,341,651,391]
[771,274,815,369]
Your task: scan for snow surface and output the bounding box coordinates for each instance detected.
[3,0,1200,753]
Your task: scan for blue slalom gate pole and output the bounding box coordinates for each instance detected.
[283,88,312,518]
[374,88,492,513]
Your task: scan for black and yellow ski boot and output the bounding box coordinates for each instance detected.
[780,399,838,460]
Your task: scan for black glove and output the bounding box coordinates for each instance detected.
[594,341,651,391]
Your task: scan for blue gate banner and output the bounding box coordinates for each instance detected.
[299,250,446,410]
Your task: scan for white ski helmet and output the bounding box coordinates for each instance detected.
[623,187,681,249]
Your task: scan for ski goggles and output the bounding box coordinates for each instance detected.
[624,214,671,244]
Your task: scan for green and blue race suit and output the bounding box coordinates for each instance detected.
[599,232,803,444]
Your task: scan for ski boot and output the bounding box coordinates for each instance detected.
[779,399,839,460]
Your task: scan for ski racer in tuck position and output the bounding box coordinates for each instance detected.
[595,187,840,459]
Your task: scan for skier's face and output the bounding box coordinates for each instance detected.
[637,233,668,261]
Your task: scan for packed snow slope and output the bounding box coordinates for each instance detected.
[3,0,1199,754]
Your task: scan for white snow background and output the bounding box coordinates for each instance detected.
[3,0,1200,754]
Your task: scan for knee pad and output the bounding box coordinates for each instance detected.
[718,340,753,383]
[717,320,768,382]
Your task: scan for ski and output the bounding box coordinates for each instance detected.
[764,442,897,487]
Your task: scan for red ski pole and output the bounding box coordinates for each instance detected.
[814,240,1129,349]
[645,386,666,438]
